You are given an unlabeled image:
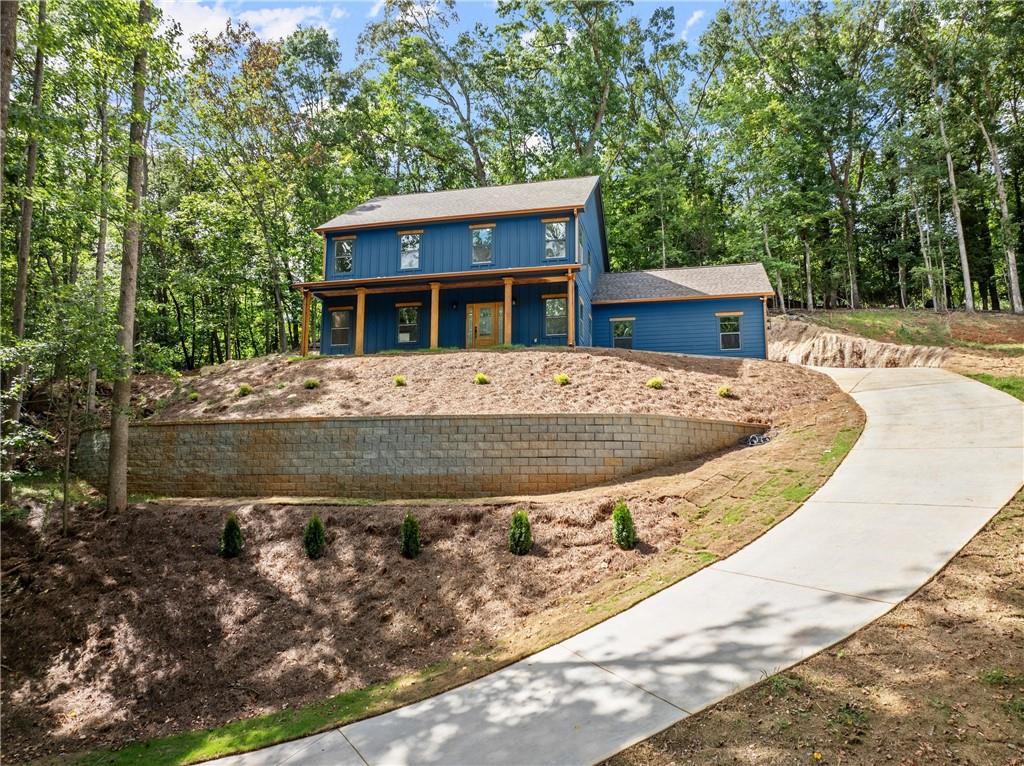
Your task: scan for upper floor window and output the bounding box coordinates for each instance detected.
[397,305,421,344]
[544,296,568,336]
[612,319,633,349]
[330,309,352,346]
[544,220,567,260]
[718,314,741,350]
[471,225,494,264]
[399,232,421,270]
[335,238,354,274]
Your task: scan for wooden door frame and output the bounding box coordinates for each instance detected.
[466,301,504,348]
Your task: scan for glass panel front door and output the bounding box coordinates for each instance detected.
[467,302,504,348]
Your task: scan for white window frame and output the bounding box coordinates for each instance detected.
[470,224,494,265]
[543,295,568,336]
[399,231,421,271]
[610,317,634,349]
[543,218,568,260]
[330,309,352,347]
[717,313,742,351]
[397,305,421,344]
[334,238,354,274]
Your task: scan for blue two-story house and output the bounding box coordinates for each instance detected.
[293,176,773,359]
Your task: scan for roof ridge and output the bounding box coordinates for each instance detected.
[366,175,599,204]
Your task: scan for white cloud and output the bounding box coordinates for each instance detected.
[682,9,706,40]
[329,5,350,20]
[368,0,387,18]
[157,0,232,56]
[239,5,324,39]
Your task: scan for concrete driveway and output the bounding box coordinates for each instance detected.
[209,367,1023,766]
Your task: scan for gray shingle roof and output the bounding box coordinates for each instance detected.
[594,263,774,303]
[316,176,600,231]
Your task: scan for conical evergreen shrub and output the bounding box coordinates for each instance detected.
[303,513,327,560]
[611,499,638,550]
[219,512,243,558]
[400,513,421,559]
[508,509,533,555]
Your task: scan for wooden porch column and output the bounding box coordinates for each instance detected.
[566,271,576,347]
[300,289,311,356]
[502,277,514,344]
[355,287,366,356]
[429,281,441,348]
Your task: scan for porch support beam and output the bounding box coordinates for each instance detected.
[300,289,311,356]
[429,281,441,349]
[566,271,576,347]
[502,277,513,344]
[355,287,366,356]
[315,274,569,299]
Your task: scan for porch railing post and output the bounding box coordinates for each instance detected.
[503,277,514,344]
[300,289,311,356]
[566,271,576,347]
[430,281,441,349]
[355,287,366,356]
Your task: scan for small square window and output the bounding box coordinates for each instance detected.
[330,310,351,346]
[544,297,568,336]
[400,233,420,270]
[719,315,741,350]
[397,306,420,344]
[612,320,633,349]
[334,239,353,274]
[545,221,567,260]
[472,227,493,264]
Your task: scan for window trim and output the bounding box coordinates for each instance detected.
[334,236,355,275]
[470,224,495,266]
[610,317,635,350]
[718,313,742,351]
[396,305,421,345]
[329,307,353,347]
[542,294,569,337]
[398,230,422,271]
[543,218,568,261]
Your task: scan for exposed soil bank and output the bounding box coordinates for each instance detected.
[769,315,950,368]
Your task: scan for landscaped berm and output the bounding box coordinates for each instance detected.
[1,349,862,765]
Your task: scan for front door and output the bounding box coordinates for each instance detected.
[467,302,504,348]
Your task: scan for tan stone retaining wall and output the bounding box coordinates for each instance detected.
[76,413,765,499]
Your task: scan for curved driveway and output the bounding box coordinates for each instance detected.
[211,367,1024,766]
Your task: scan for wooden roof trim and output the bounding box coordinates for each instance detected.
[592,291,774,305]
[314,205,579,234]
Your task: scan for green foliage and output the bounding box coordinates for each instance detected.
[830,702,869,730]
[717,385,733,398]
[303,378,320,389]
[611,499,638,550]
[553,372,571,386]
[967,373,1024,402]
[645,377,664,390]
[219,513,243,558]
[303,513,327,560]
[236,384,253,397]
[188,391,199,402]
[765,673,804,698]
[393,375,407,387]
[473,372,490,385]
[400,513,420,559]
[507,509,533,555]
[981,669,1024,686]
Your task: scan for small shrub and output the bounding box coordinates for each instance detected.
[717,385,733,398]
[553,372,571,386]
[188,391,199,402]
[474,372,490,385]
[303,513,327,560]
[286,355,305,363]
[508,509,533,555]
[303,378,320,390]
[645,377,664,390]
[237,383,253,397]
[611,499,638,550]
[393,375,407,387]
[400,513,421,559]
[219,512,243,558]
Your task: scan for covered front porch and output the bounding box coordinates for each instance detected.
[293,264,581,356]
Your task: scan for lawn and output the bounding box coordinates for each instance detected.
[967,372,1024,401]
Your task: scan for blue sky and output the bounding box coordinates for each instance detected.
[156,0,722,62]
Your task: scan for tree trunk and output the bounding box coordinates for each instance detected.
[912,194,938,311]
[107,0,150,514]
[62,369,73,536]
[86,94,110,412]
[977,119,1023,313]
[936,183,949,311]
[801,232,814,310]
[0,0,18,204]
[933,75,974,312]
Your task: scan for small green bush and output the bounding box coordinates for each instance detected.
[286,355,305,363]
[717,385,733,398]
[219,512,243,558]
[393,375,407,387]
[474,372,490,385]
[400,513,421,559]
[303,378,320,389]
[611,499,638,550]
[303,513,327,560]
[508,509,533,555]
[237,383,253,397]
[188,391,199,402]
[553,372,571,386]
[645,377,664,390]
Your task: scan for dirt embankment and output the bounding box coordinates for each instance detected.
[769,316,950,368]
[149,347,836,426]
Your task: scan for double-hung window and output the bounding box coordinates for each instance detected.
[397,305,420,344]
[471,225,493,264]
[543,296,568,336]
[718,314,741,350]
[334,238,354,274]
[330,310,352,346]
[612,319,634,349]
[399,232,421,270]
[544,220,567,260]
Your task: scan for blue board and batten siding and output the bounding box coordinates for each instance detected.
[592,297,767,358]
